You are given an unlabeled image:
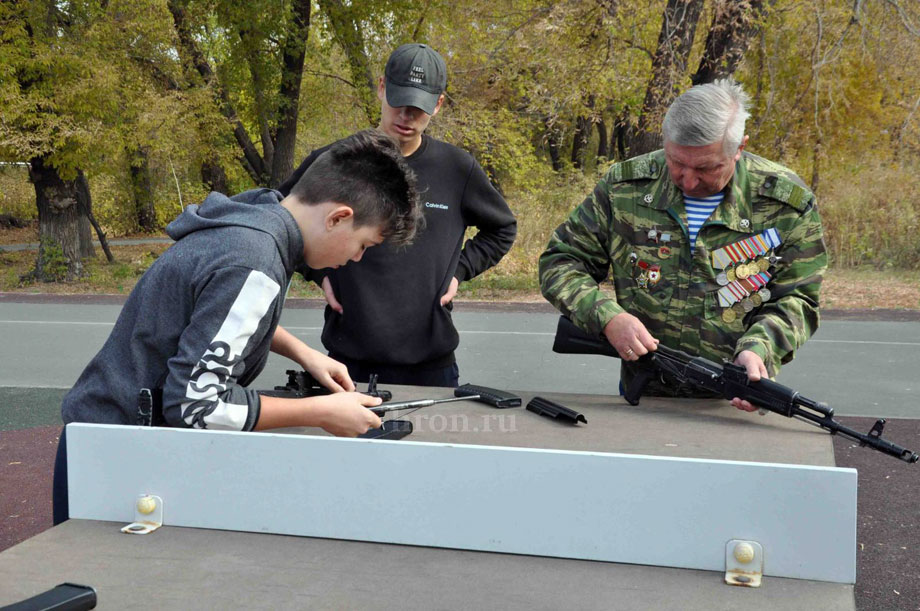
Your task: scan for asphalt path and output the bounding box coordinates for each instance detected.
[0,297,918,419]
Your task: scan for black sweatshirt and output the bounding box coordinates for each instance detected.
[279,135,517,368]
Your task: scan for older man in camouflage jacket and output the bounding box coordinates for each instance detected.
[539,79,827,410]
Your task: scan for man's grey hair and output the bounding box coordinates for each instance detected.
[662,78,751,156]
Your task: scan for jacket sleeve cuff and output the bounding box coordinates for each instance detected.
[575,293,625,337]
[734,340,771,366]
[244,393,261,432]
[453,264,470,283]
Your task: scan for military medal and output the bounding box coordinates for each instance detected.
[757,258,770,272]
[648,265,661,285]
[748,272,772,303]
[636,260,651,288]
[715,267,773,321]
[738,277,757,293]
[726,267,737,283]
[658,245,672,259]
[716,271,729,286]
[735,264,750,280]
[711,248,732,270]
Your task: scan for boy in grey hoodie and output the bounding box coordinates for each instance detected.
[61,130,420,436]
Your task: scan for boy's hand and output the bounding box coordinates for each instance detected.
[315,393,383,437]
[302,349,355,392]
[270,326,353,391]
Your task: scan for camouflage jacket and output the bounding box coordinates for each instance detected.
[539,149,827,385]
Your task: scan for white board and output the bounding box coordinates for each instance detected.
[66,423,857,583]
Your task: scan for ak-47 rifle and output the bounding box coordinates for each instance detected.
[552,316,918,464]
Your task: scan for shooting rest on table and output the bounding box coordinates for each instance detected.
[0,387,856,610]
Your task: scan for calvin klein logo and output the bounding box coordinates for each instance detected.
[425,201,448,210]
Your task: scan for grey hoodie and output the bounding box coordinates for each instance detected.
[61,189,305,431]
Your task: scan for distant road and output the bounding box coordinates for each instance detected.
[1,295,918,419]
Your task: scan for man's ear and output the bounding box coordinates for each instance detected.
[377,77,386,102]
[734,135,749,161]
[325,206,354,231]
[431,93,445,118]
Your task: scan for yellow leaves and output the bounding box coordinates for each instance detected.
[742,0,920,166]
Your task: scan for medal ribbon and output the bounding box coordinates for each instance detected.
[711,229,784,269]
[717,270,772,307]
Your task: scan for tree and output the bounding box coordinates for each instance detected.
[0,0,115,280]
[692,0,770,85]
[167,0,311,187]
[628,0,705,156]
[318,0,379,126]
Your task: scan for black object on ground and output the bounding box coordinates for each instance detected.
[0,582,97,611]
[358,419,413,440]
[526,396,587,425]
[454,384,521,408]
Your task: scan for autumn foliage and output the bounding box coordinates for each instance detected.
[1,0,919,278]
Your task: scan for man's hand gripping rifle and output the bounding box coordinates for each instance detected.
[553,316,918,463]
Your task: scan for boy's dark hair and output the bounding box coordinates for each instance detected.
[288,129,423,246]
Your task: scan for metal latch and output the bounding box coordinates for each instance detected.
[725,539,763,587]
[121,494,164,535]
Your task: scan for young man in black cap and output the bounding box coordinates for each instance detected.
[279,43,517,388]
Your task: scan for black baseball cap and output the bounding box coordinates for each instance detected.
[384,43,447,115]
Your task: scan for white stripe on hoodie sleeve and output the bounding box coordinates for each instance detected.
[181,269,280,430]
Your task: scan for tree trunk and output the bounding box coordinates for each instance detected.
[691,0,769,85]
[319,0,379,127]
[544,116,564,172]
[628,0,705,156]
[201,156,229,194]
[271,0,311,187]
[572,95,596,170]
[167,0,268,185]
[596,117,609,160]
[130,147,157,232]
[26,156,95,281]
[613,112,629,161]
[810,137,821,194]
[571,114,591,169]
[77,171,114,263]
